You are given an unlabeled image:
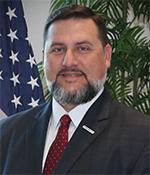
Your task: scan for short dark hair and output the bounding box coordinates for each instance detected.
[43,5,109,47]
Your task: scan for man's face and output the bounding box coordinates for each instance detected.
[43,18,112,108]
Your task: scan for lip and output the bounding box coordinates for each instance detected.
[60,72,83,77]
[58,69,84,77]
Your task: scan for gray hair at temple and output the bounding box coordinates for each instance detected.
[43,5,109,47]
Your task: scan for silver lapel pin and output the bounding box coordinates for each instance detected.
[82,125,95,135]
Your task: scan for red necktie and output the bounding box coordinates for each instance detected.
[43,115,71,175]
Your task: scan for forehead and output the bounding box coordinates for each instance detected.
[47,18,99,41]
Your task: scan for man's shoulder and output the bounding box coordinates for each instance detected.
[101,89,149,120]
[110,98,150,129]
[0,102,50,134]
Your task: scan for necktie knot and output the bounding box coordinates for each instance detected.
[60,115,71,128]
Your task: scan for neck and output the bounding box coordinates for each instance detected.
[62,104,78,112]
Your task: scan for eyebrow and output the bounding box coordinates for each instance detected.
[50,42,65,47]
[50,40,93,47]
[76,41,93,46]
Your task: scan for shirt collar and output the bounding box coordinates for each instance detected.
[52,87,104,128]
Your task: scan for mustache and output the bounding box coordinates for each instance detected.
[56,68,87,78]
[57,68,86,77]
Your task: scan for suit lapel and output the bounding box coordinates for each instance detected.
[54,90,112,174]
[25,102,52,173]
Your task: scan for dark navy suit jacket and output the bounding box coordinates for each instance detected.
[0,90,150,174]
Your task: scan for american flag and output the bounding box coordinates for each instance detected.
[0,0,45,116]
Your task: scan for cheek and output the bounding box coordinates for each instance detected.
[44,58,57,80]
[85,58,107,80]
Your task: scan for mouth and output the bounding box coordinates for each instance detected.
[60,72,83,77]
[58,69,85,78]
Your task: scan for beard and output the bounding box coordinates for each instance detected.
[46,71,107,106]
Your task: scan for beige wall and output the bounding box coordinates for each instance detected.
[22,0,50,63]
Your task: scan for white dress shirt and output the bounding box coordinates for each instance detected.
[42,88,104,169]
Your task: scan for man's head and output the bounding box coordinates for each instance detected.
[43,5,112,111]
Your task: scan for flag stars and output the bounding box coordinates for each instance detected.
[26,54,36,68]
[1,2,45,116]
[6,6,17,21]
[11,95,22,109]
[28,97,39,108]
[25,37,29,41]
[10,72,20,86]
[7,29,18,42]
[9,50,19,64]
[27,76,39,90]
[0,71,3,80]
[25,37,30,42]
[0,49,3,58]
[25,37,32,46]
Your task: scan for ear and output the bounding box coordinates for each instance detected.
[104,43,112,68]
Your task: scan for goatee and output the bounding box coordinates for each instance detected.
[46,73,107,106]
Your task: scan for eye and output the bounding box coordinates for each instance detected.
[77,45,91,53]
[50,47,65,55]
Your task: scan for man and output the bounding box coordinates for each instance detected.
[0,5,150,175]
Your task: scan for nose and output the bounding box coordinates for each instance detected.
[62,49,77,67]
